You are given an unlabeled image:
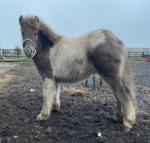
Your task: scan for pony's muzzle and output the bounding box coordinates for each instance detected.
[23,39,36,58]
[24,46,36,58]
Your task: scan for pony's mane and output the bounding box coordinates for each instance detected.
[38,19,61,44]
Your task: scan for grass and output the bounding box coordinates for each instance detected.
[0,58,32,63]
[128,56,145,61]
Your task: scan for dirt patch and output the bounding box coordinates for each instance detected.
[0,62,150,143]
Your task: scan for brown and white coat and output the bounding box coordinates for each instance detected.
[19,16,136,131]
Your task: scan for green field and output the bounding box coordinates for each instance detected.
[0,58,32,63]
[128,56,145,61]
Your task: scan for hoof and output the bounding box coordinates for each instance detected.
[36,113,49,121]
[52,104,60,112]
[112,113,122,123]
[123,127,132,133]
[123,121,133,132]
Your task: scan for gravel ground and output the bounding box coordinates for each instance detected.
[0,62,150,143]
[0,64,16,76]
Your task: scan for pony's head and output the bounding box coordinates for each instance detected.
[19,15,39,58]
[19,15,61,58]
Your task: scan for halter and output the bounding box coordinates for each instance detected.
[23,39,37,58]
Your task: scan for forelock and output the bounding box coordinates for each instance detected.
[21,16,37,28]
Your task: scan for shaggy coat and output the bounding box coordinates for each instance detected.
[19,16,136,131]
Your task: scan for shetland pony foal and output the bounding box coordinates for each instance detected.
[19,16,136,131]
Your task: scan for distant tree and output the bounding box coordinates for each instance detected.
[14,46,22,58]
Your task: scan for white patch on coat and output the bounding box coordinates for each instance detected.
[49,30,105,83]
[53,84,60,110]
[86,30,106,48]
[123,100,136,129]
[37,78,57,120]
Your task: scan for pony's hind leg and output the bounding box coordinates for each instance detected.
[112,96,123,122]
[88,50,136,131]
[102,62,136,131]
[108,76,135,129]
[120,63,136,131]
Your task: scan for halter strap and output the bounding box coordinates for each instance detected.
[23,39,36,47]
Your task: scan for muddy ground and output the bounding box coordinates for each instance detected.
[0,62,150,143]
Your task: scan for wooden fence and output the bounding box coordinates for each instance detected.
[128,52,150,57]
[0,49,150,61]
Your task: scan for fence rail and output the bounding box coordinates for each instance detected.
[0,49,26,59]
[128,52,150,57]
[0,49,30,62]
[0,49,150,61]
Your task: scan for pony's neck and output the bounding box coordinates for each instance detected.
[37,21,61,50]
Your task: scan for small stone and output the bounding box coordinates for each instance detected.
[143,113,149,120]
[30,88,35,92]
[13,136,18,139]
[24,118,31,123]
[97,132,101,137]
[45,127,52,134]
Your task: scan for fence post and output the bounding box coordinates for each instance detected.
[92,75,96,90]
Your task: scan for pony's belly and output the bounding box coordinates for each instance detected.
[56,74,90,83]
[54,65,94,83]
[55,72,91,83]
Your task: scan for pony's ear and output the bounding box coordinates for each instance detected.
[35,16,39,24]
[19,15,23,24]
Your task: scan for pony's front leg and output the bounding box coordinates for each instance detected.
[36,78,56,121]
[52,84,61,111]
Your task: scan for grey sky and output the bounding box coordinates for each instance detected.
[0,0,149,48]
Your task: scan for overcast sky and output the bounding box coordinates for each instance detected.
[0,0,149,48]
